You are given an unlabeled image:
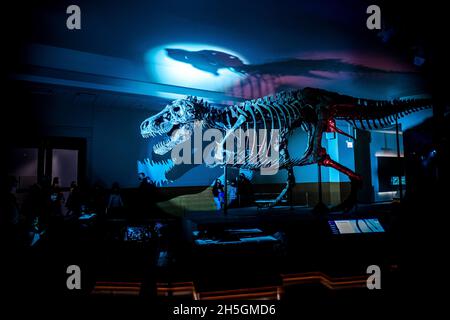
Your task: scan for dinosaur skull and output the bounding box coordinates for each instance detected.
[140,98,198,155]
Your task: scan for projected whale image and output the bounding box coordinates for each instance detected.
[165,48,246,75]
[165,48,413,78]
[161,46,425,100]
[165,48,414,79]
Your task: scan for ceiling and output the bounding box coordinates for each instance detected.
[25,0,377,61]
[7,0,435,102]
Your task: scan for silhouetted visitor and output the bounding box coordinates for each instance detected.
[39,175,52,228]
[228,180,238,208]
[91,181,106,215]
[21,181,47,247]
[21,180,46,231]
[66,181,81,216]
[77,179,90,213]
[137,172,157,216]
[212,179,225,210]
[237,173,254,207]
[138,172,150,187]
[107,182,124,216]
[49,177,65,219]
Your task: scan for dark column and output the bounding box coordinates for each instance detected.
[395,116,403,201]
[223,165,228,215]
[354,129,374,203]
[313,164,328,214]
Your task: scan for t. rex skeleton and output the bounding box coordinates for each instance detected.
[140,87,431,211]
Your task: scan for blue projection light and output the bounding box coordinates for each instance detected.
[144,43,248,92]
[137,158,175,186]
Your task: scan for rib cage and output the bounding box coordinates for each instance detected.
[205,91,302,131]
[202,92,306,170]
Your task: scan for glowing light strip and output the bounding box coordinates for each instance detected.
[91,272,369,298]
[92,281,141,295]
[281,272,367,290]
[194,286,281,301]
[371,130,403,135]
[375,150,404,157]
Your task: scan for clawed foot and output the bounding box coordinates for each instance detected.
[330,179,361,212]
[330,197,356,213]
[313,201,329,214]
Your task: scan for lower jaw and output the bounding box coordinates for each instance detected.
[154,146,171,155]
[154,136,190,155]
[153,137,174,155]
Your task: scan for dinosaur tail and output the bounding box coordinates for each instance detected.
[332,96,432,130]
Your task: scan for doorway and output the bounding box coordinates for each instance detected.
[8,137,86,192]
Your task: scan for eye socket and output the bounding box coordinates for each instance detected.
[173,106,181,113]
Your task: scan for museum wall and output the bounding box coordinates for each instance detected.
[13,88,151,189]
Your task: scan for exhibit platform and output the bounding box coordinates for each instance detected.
[182,202,393,230]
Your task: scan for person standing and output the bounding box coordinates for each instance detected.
[212,179,225,210]
[49,177,65,219]
[107,182,124,216]
[137,172,157,217]
[65,181,81,216]
[228,180,238,208]
[237,173,254,207]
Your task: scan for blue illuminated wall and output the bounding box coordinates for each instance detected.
[25,88,158,188]
[145,43,248,94]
